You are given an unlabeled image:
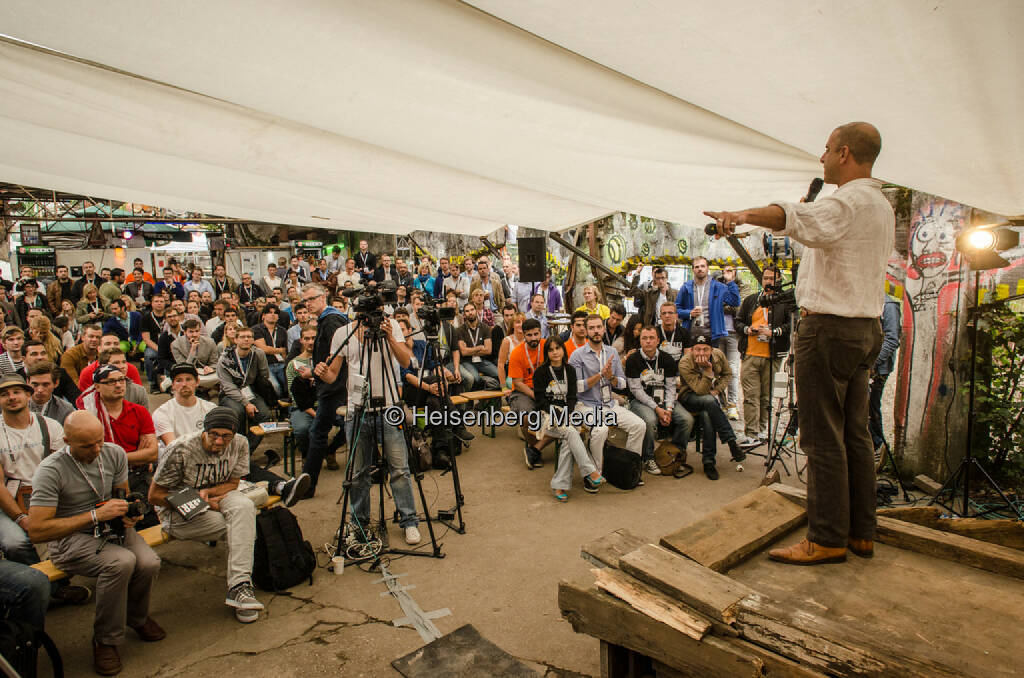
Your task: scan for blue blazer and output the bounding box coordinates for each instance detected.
[103,311,142,343]
[675,279,740,342]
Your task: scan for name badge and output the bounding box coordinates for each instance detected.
[471,356,481,363]
[653,387,665,406]
[601,385,611,403]
[240,386,255,400]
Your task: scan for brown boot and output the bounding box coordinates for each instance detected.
[768,538,847,566]
[848,538,874,558]
[93,641,122,675]
[325,450,340,471]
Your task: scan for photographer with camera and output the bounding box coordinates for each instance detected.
[29,411,164,676]
[704,121,892,566]
[734,266,794,446]
[314,294,422,546]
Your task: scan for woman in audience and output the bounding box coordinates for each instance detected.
[532,336,606,501]
[59,298,80,342]
[75,283,109,324]
[575,284,610,320]
[15,279,46,326]
[52,315,75,351]
[28,315,63,362]
[413,263,435,294]
[497,311,525,389]
[218,321,240,350]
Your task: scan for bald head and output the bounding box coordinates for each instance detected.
[64,411,105,462]
[833,122,881,166]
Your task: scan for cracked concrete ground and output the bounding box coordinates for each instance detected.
[44,420,775,677]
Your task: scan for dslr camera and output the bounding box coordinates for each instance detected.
[97,487,149,545]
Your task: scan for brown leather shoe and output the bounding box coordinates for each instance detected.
[768,538,847,566]
[848,538,874,558]
[131,617,167,642]
[93,641,122,675]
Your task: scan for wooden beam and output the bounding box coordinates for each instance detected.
[914,474,944,495]
[767,482,807,507]
[618,543,755,625]
[593,567,711,641]
[878,507,1024,551]
[558,581,764,678]
[660,486,806,572]
[876,515,1024,580]
[581,528,651,569]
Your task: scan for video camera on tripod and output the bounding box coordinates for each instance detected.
[343,281,399,328]
[415,293,456,337]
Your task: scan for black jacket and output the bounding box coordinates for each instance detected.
[734,292,795,357]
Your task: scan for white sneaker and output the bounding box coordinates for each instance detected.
[404,526,422,545]
[644,459,662,475]
[727,406,739,421]
[235,608,259,623]
[736,435,761,447]
[226,582,264,611]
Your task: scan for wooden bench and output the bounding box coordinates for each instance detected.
[32,496,281,582]
[459,389,512,437]
[249,424,298,476]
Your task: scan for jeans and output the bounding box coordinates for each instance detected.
[301,387,346,490]
[628,400,693,462]
[222,395,271,452]
[0,560,50,630]
[49,529,160,645]
[0,513,40,566]
[723,332,740,406]
[680,393,736,465]
[290,408,314,458]
[267,361,287,398]
[163,490,256,588]
[143,346,160,383]
[869,372,888,449]
[460,358,499,389]
[346,411,419,529]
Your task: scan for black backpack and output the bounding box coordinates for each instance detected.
[602,445,642,490]
[0,619,63,678]
[253,507,316,592]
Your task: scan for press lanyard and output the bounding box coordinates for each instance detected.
[694,281,708,309]
[524,344,541,373]
[469,325,481,347]
[550,365,567,398]
[235,350,252,382]
[68,448,105,501]
[642,352,659,373]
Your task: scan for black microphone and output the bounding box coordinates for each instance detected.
[804,177,824,203]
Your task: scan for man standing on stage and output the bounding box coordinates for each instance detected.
[705,121,892,565]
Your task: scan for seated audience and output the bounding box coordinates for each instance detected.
[78,333,143,391]
[216,326,272,451]
[507,319,544,464]
[29,411,164,676]
[170,318,221,390]
[26,361,76,425]
[23,340,80,403]
[61,323,102,385]
[252,305,288,397]
[456,302,499,390]
[152,363,216,450]
[0,327,25,376]
[102,298,144,358]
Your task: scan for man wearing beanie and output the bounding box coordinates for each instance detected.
[148,407,310,623]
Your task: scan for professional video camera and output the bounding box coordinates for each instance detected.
[416,293,456,335]
[344,281,398,327]
[96,487,149,547]
[760,279,797,307]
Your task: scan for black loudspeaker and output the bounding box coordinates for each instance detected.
[518,237,547,282]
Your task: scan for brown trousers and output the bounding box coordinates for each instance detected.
[794,314,882,548]
[740,354,779,437]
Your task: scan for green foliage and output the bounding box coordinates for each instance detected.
[969,304,1024,482]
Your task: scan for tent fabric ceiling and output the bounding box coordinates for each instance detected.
[468,0,1024,219]
[0,1,1017,237]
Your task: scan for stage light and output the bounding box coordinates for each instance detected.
[123,229,134,240]
[956,223,1019,271]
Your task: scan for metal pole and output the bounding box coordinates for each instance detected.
[963,269,980,515]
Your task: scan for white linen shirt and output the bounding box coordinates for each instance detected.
[773,178,894,318]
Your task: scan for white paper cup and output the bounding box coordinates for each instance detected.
[332,555,345,575]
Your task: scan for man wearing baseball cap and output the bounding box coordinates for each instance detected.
[148,407,309,623]
[677,335,746,480]
[151,363,216,451]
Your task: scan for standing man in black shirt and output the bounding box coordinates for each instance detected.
[355,240,376,283]
[252,305,289,397]
[298,284,349,496]
[625,326,694,476]
[70,260,101,303]
[139,293,168,392]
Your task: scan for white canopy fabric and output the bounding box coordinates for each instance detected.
[0,0,1019,237]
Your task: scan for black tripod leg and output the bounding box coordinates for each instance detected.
[881,442,912,503]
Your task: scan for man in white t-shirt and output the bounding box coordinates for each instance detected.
[0,374,90,604]
[316,317,421,545]
[152,364,216,452]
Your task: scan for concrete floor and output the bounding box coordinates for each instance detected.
[43,409,772,677]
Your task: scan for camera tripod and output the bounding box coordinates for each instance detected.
[411,322,467,534]
[330,318,443,567]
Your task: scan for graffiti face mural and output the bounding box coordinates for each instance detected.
[893,198,967,456]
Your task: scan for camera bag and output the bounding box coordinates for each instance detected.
[253,506,316,592]
[0,619,63,678]
[602,444,642,490]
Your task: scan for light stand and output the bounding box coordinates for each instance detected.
[930,267,1023,519]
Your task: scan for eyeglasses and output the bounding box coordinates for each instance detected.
[98,378,127,385]
[301,294,323,303]
[206,432,235,441]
